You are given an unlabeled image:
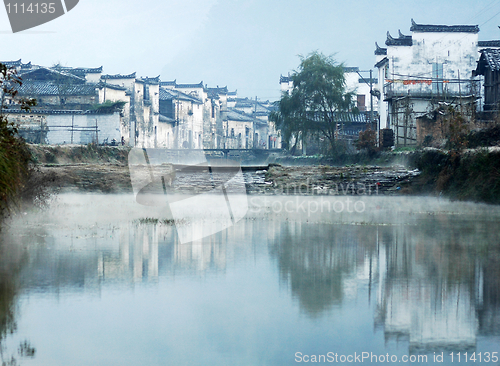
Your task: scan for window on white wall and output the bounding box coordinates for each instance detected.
[432,63,444,94]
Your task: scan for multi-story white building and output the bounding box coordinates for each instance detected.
[374,19,500,146]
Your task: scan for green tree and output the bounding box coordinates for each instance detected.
[270,52,356,154]
[0,63,36,215]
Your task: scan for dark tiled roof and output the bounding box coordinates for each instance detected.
[374,57,389,69]
[227,109,254,122]
[386,31,412,46]
[101,72,136,80]
[97,81,127,91]
[3,108,109,115]
[65,66,103,75]
[344,67,359,73]
[79,66,102,73]
[160,80,176,87]
[478,40,500,48]
[16,81,97,96]
[159,88,174,100]
[280,75,291,83]
[175,81,204,89]
[233,98,271,114]
[227,90,237,96]
[140,76,160,84]
[1,59,22,67]
[159,87,202,104]
[475,48,500,75]
[20,62,32,69]
[20,67,86,83]
[205,86,228,94]
[375,42,387,55]
[359,78,378,84]
[410,19,479,33]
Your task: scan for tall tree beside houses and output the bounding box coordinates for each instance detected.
[271,52,356,154]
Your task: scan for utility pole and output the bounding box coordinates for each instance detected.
[357,69,377,143]
[71,114,74,144]
[254,96,258,149]
[95,118,99,145]
[370,69,375,136]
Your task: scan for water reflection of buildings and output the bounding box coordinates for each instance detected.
[5,215,500,353]
[268,217,500,352]
[17,223,233,293]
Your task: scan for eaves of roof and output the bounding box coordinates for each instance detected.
[478,40,500,48]
[375,57,389,69]
[410,18,479,33]
[101,72,136,80]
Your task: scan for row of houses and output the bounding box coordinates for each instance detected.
[1,60,281,149]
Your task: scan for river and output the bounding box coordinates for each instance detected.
[0,193,499,365]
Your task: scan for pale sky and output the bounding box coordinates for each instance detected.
[1,0,500,100]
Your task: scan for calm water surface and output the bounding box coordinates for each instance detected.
[0,194,499,365]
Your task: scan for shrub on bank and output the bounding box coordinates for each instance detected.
[415,148,500,204]
[0,116,32,215]
[0,62,38,217]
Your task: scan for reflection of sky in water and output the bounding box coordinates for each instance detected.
[0,194,499,365]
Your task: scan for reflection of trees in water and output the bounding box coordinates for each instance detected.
[269,223,378,316]
[269,216,500,350]
[0,230,36,363]
[0,269,18,342]
[478,247,500,336]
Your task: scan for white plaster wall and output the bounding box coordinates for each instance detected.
[387,32,478,96]
[377,63,389,129]
[226,120,253,149]
[345,71,378,112]
[85,73,102,84]
[280,80,293,95]
[99,87,127,103]
[45,112,121,145]
[157,121,175,148]
[105,77,136,91]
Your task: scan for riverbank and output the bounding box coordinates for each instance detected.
[412,147,500,204]
[28,145,419,195]
[25,145,500,204]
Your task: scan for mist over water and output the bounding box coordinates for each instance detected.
[0,194,499,365]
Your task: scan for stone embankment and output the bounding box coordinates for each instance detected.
[29,145,500,204]
[246,165,420,195]
[29,145,420,195]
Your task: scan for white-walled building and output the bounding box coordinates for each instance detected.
[374,19,500,146]
[344,67,378,113]
[3,59,280,150]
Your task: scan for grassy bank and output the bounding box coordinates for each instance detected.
[0,117,32,217]
[413,148,500,204]
[28,144,131,165]
[19,143,500,205]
